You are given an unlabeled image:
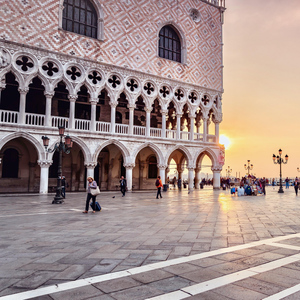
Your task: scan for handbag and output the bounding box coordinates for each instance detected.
[90,186,100,196]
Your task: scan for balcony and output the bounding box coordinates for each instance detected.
[0,110,217,143]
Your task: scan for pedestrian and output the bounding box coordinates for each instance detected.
[120,176,127,197]
[177,178,182,190]
[83,176,97,213]
[294,177,299,196]
[156,176,163,199]
[261,177,266,195]
[285,177,289,189]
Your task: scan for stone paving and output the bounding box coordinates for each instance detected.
[1,186,300,299]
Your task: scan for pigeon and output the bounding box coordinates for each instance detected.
[112,196,115,198]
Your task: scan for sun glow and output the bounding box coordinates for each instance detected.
[220,135,231,149]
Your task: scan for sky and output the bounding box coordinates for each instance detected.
[220,0,300,179]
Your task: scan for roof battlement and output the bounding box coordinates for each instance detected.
[202,0,226,9]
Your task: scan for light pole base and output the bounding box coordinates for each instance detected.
[278,188,284,193]
[52,198,64,204]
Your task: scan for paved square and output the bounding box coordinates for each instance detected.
[1,186,300,299]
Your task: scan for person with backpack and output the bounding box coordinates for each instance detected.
[155,176,163,199]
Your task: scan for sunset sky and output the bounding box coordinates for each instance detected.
[220,0,300,179]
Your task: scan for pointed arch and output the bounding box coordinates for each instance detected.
[24,73,50,93]
[194,147,219,168]
[166,145,193,167]
[93,139,130,164]
[0,68,24,89]
[132,142,164,166]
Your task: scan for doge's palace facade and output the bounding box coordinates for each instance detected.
[0,0,225,194]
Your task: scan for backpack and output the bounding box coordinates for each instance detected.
[155,179,160,187]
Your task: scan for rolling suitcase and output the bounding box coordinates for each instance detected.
[90,201,101,211]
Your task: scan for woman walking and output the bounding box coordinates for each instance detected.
[83,176,97,213]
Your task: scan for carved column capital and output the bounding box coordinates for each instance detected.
[37,160,52,167]
[85,162,97,168]
[124,163,135,169]
[18,87,29,95]
[211,166,222,172]
[157,164,167,170]
[44,92,55,98]
[68,94,77,102]
[109,101,118,108]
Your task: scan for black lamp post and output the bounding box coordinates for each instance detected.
[42,126,73,204]
[226,166,232,178]
[272,149,288,193]
[244,160,253,176]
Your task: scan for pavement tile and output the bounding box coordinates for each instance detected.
[130,269,174,284]
[282,291,300,300]
[94,277,141,293]
[234,277,284,295]
[186,291,232,299]
[179,268,224,283]
[147,276,195,293]
[109,285,162,300]
[49,285,103,300]
[212,283,268,300]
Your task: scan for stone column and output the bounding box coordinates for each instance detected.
[215,121,220,144]
[110,102,117,134]
[44,92,54,127]
[189,115,195,141]
[85,163,96,190]
[161,110,167,138]
[176,114,182,140]
[177,165,184,180]
[18,88,28,124]
[128,105,135,135]
[188,167,195,191]
[38,160,52,194]
[68,95,77,129]
[124,163,135,191]
[158,165,167,185]
[194,168,201,189]
[145,107,152,137]
[202,116,208,142]
[90,99,97,132]
[212,167,222,189]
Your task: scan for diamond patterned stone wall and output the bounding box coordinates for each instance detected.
[0,0,223,91]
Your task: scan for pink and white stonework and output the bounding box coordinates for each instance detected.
[0,0,225,194]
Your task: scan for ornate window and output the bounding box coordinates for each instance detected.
[148,156,157,179]
[62,0,98,39]
[159,26,181,63]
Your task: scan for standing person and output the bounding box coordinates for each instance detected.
[156,176,163,199]
[120,176,127,197]
[83,177,97,213]
[294,177,299,196]
[285,177,289,189]
[261,177,266,195]
[177,178,182,190]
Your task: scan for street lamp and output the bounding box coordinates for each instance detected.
[244,160,253,176]
[272,149,288,193]
[226,166,232,178]
[42,126,73,204]
[297,167,300,173]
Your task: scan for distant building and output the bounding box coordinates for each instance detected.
[0,0,225,193]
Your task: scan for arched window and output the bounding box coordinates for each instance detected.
[62,0,98,39]
[2,149,19,178]
[159,26,181,63]
[148,156,157,179]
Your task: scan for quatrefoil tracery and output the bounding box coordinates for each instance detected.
[42,61,59,77]
[175,89,184,101]
[126,79,138,92]
[159,86,169,98]
[16,56,34,72]
[201,95,209,106]
[88,71,102,85]
[108,75,121,88]
[66,66,81,81]
[144,82,154,95]
[188,92,197,103]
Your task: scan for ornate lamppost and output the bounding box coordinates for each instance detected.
[272,149,288,193]
[226,166,232,178]
[42,126,73,204]
[244,160,253,176]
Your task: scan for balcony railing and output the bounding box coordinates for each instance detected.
[0,110,18,124]
[0,110,218,143]
[25,113,45,126]
[75,119,90,131]
[52,116,69,128]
